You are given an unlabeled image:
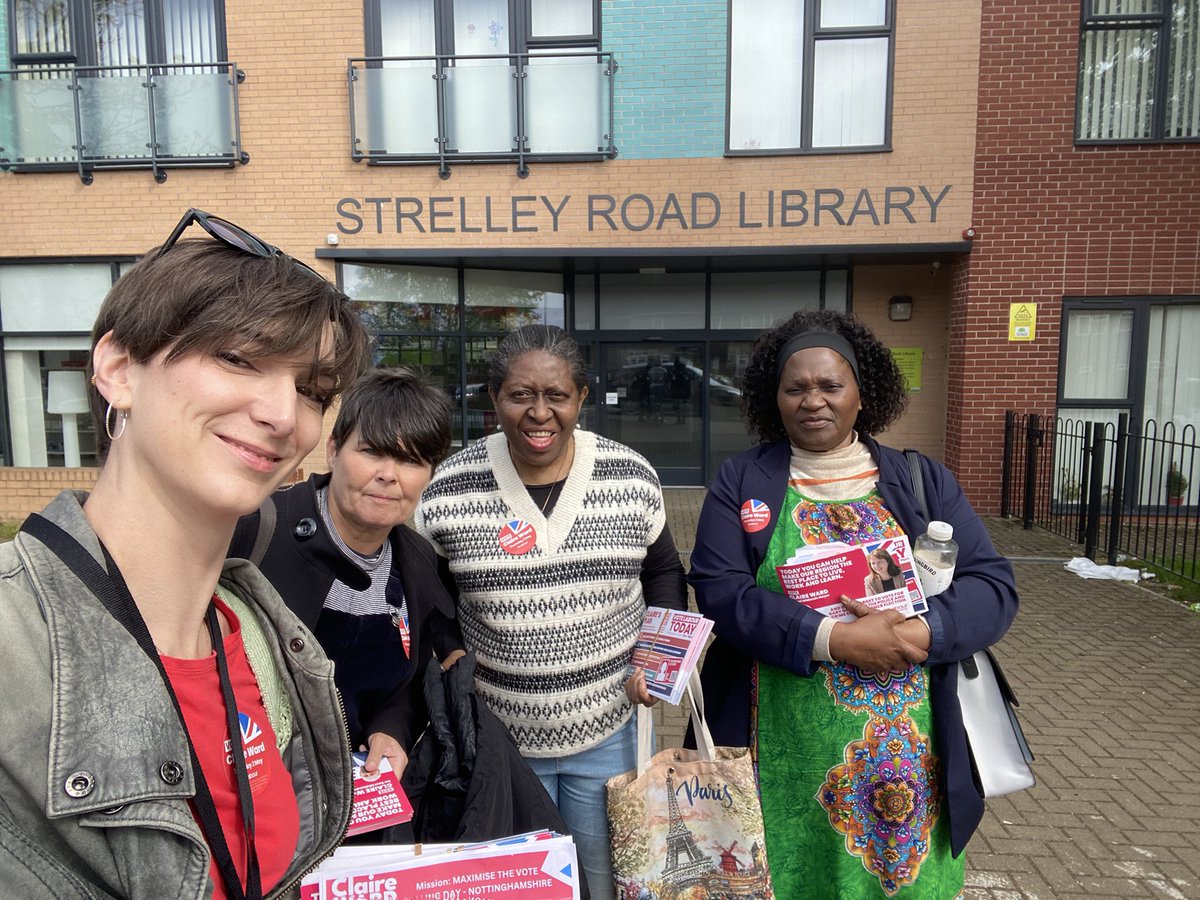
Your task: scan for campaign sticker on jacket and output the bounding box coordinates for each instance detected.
[740,499,771,533]
[391,603,411,657]
[498,519,537,555]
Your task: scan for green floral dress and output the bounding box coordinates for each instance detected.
[753,485,963,899]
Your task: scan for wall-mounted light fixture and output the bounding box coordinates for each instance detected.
[888,295,914,322]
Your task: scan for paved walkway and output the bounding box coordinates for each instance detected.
[659,489,1200,900]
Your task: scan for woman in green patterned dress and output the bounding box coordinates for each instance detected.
[690,310,1018,899]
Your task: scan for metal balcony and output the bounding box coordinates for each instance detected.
[348,51,618,178]
[0,62,247,184]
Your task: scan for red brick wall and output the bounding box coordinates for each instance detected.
[949,0,1200,512]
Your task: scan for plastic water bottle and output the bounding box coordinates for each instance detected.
[913,521,958,597]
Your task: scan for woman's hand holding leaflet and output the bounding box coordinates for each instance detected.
[828,596,929,674]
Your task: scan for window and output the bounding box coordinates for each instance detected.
[0,262,118,467]
[367,0,598,58]
[355,0,611,168]
[598,274,706,330]
[5,0,237,176]
[10,0,224,68]
[1059,299,1200,507]
[1077,0,1200,142]
[1059,300,1200,430]
[710,271,823,329]
[340,262,568,445]
[728,0,893,153]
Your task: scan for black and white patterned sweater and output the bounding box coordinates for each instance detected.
[414,430,667,757]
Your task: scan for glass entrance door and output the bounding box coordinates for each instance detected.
[598,343,704,485]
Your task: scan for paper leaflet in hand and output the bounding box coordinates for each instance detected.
[348,752,413,837]
[774,535,927,621]
[629,608,713,704]
[300,830,580,900]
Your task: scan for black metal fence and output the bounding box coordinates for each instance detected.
[1002,411,1199,584]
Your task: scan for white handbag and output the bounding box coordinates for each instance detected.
[903,449,1035,797]
[956,648,1035,797]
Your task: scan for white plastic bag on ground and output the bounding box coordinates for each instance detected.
[1064,557,1150,582]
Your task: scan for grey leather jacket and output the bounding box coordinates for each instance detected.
[0,492,353,898]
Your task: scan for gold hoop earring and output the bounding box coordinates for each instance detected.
[105,403,127,442]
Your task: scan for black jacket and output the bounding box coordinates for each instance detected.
[401,653,588,898]
[403,653,570,844]
[230,473,461,751]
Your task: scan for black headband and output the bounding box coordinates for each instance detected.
[776,329,861,385]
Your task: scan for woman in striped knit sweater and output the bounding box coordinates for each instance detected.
[414,325,687,900]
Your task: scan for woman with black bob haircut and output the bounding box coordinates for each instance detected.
[231,366,464,812]
[0,210,369,899]
[689,309,1017,899]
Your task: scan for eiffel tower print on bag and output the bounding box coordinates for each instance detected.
[606,671,774,899]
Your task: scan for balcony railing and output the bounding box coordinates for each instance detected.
[348,51,618,178]
[0,62,246,184]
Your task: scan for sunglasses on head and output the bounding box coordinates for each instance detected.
[152,208,325,282]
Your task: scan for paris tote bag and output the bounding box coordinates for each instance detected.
[605,671,774,899]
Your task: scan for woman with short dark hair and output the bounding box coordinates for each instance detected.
[0,209,370,898]
[230,366,461,789]
[690,309,1018,899]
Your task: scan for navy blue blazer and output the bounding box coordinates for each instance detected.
[688,436,1018,856]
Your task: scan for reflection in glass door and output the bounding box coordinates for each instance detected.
[599,343,703,485]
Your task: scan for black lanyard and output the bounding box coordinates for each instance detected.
[22,514,263,900]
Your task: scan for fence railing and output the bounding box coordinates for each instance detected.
[0,62,246,184]
[347,51,618,178]
[1002,411,1199,584]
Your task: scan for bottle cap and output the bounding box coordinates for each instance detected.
[926,521,954,542]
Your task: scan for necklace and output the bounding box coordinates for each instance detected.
[521,437,574,521]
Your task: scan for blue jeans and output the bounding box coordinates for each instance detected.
[526,715,637,900]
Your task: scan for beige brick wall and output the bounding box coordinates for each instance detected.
[1,0,979,511]
[853,264,952,462]
[0,467,99,522]
[1,0,979,261]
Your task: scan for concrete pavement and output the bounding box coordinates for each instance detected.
[659,489,1200,900]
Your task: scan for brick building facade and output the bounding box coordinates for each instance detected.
[950,0,1200,508]
[1,0,1196,519]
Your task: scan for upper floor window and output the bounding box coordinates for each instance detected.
[727,0,893,154]
[1077,0,1200,142]
[10,0,224,68]
[366,0,598,58]
[4,1,240,180]
[354,0,612,173]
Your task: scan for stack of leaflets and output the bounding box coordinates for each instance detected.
[348,752,413,837]
[300,830,580,899]
[774,535,928,621]
[629,607,713,705]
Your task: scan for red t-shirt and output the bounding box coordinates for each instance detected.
[162,597,300,900]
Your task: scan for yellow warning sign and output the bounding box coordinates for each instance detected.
[1009,303,1036,341]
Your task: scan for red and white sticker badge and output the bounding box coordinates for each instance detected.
[498,519,538,555]
[739,499,772,533]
